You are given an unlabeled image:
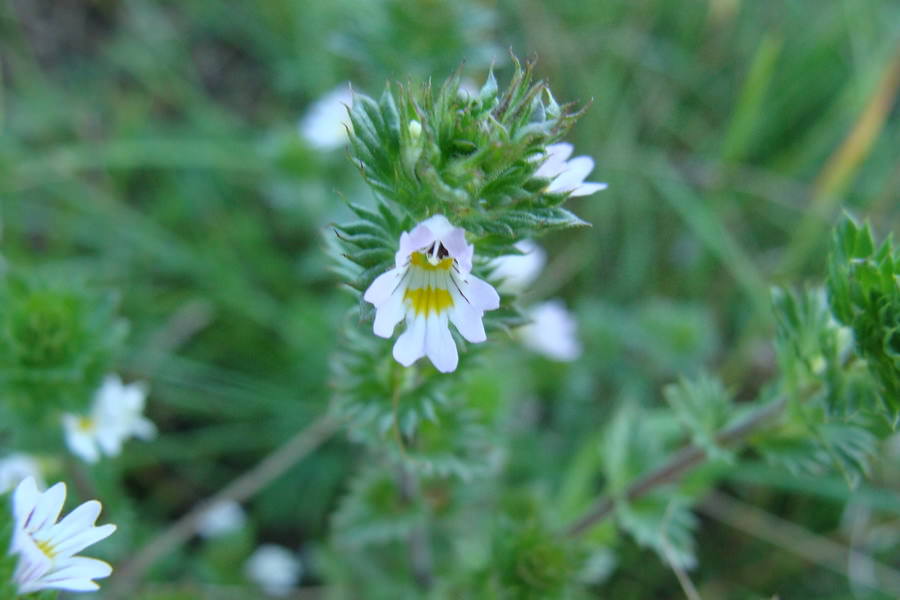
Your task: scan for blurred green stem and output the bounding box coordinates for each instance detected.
[565,395,787,537]
[106,413,342,599]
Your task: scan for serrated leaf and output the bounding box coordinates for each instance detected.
[664,374,734,463]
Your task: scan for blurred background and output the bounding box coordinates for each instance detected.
[1,0,899,598]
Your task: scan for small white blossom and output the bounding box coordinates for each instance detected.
[489,239,546,294]
[520,300,582,361]
[534,142,607,197]
[63,375,156,463]
[8,477,116,595]
[197,500,246,539]
[298,83,353,150]
[363,215,500,373]
[0,454,43,495]
[245,544,302,597]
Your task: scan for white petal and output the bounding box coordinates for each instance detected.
[534,143,573,178]
[449,300,487,344]
[13,476,41,524]
[569,181,608,197]
[393,316,427,366]
[461,275,500,311]
[419,214,453,239]
[548,156,594,193]
[44,500,101,546]
[27,482,66,532]
[49,523,116,559]
[41,556,113,587]
[372,286,406,338]
[363,268,402,306]
[397,227,437,264]
[424,314,458,372]
[439,226,471,267]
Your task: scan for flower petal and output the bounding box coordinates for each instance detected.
[13,476,41,525]
[548,156,594,193]
[569,181,608,197]
[534,143,573,178]
[449,299,487,343]
[47,523,116,559]
[363,268,403,306]
[26,482,66,532]
[393,316,427,366]
[461,275,500,311]
[372,286,406,338]
[425,314,458,372]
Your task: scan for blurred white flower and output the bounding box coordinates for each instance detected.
[0,454,43,495]
[245,544,303,597]
[520,300,582,361]
[197,500,246,539]
[534,142,607,197]
[298,83,353,150]
[9,477,116,594]
[63,374,156,463]
[363,214,500,373]
[489,239,546,294]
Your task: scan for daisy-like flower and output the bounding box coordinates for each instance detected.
[298,83,353,151]
[8,477,116,594]
[0,454,43,495]
[534,142,607,197]
[363,214,500,373]
[63,375,156,464]
[245,544,303,597]
[520,300,582,362]
[489,239,547,294]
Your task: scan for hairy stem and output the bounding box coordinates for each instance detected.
[566,396,787,537]
[107,414,342,598]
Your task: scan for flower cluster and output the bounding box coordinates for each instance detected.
[6,477,116,595]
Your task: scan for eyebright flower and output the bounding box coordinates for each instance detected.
[8,477,116,594]
[534,142,607,197]
[520,300,582,361]
[245,544,303,597]
[298,83,353,150]
[0,454,43,495]
[363,214,500,373]
[63,374,156,463]
[489,239,546,294]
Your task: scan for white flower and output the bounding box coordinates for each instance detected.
[245,544,302,597]
[520,300,582,361]
[489,239,546,294]
[197,500,246,539]
[8,477,116,595]
[298,83,353,150]
[534,142,607,197]
[363,214,500,373]
[0,454,43,495]
[63,375,156,463]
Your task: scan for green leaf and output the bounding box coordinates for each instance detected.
[664,374,734,462]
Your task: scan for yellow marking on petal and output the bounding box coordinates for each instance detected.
[77,417,95,432]
[36,539,57,559]
[404,287,454,317]
[410,252,453,271]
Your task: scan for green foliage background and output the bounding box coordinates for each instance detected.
[0,0,899,598]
